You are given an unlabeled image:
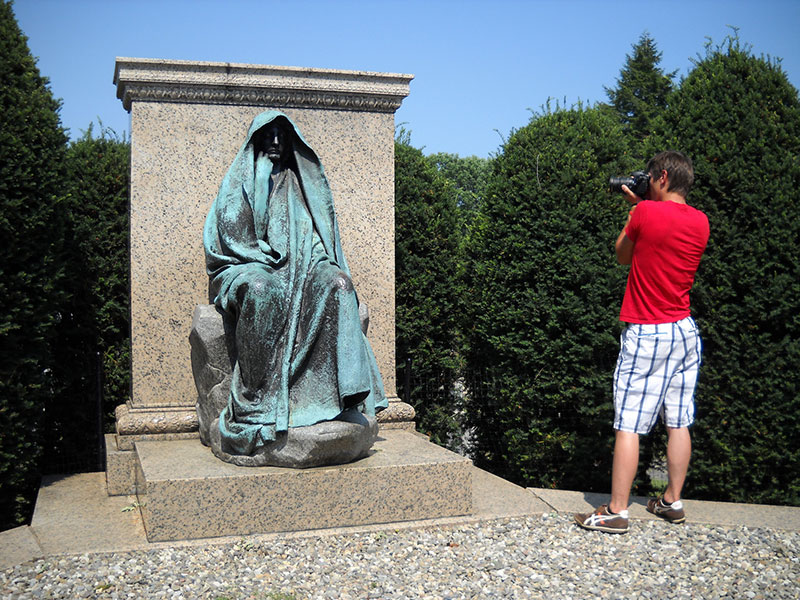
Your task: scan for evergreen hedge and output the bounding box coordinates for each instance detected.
[1,4,131,527]
[463,105,636,491]
[656,38,800,505]
[395,139,464,448]
[460,35,800,506]
[44,127,130,474]
[0,0,69,529]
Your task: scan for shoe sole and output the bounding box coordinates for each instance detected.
[573,514,629,534]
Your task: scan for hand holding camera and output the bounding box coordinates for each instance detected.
[610,170,649,204]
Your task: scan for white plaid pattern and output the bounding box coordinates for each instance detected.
[613,317,702,434]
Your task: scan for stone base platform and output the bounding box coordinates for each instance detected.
[134,429,472,542]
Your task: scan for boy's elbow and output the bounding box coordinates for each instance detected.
[615,234,633,264]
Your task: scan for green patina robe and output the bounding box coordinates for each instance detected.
[203,111,386,456]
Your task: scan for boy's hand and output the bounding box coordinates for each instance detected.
[621,184,642,205]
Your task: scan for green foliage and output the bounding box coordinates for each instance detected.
[425,152,492,228]
[463,105,634,490]
[656,36,800,505]
[456,32,800,506]
[0,5,131,527]
[395,140,464,448]
[0,0,69,529]
[604,32,676,143]
[44,125,130,473]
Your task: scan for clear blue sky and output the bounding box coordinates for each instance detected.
[12,0,800,158]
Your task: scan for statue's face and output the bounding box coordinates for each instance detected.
[260,123,289,164]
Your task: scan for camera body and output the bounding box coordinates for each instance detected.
[609,170,650,197]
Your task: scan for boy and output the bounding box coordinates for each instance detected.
[575,151,709,534]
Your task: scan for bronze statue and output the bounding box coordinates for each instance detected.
[199,110,386,466]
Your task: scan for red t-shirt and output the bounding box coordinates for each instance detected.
[620,200,709,324]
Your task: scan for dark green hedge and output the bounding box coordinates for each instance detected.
[463,106,635,491]
[1,3,131,529]
[44,128,130,475]
[656,38,800,505]
[395,140,464,448]
[0,0,69,529]
[458,36,800,505]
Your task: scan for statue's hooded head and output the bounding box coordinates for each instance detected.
[251,115,292,168]
[245,111,317,173]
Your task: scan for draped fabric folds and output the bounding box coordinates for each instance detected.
[203,110,386,456]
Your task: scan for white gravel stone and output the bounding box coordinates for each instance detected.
[2,514,799,599]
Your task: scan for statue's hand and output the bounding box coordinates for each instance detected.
[257,240,285,266]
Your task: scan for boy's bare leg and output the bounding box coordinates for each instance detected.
[664,426,691,503]
[609,430,639,513]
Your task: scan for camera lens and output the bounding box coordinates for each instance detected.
[609,176,634,193]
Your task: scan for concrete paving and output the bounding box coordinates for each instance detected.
[531,488,800,531]
[0,525,42,571]
[3,466,799,571]
[1,465,545,570]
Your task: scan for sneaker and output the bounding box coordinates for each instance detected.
[646,496,686,524]
[574,504,629,534]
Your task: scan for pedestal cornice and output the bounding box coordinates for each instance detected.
[114,57,413,113]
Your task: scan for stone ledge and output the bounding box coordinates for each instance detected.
[134,429,472,542]
[105,433,136,495]
[0,526,43,570]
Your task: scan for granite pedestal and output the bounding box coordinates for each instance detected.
[111,59,415,451]
[133,429,472,542]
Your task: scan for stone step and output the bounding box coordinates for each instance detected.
[133,429,473,542]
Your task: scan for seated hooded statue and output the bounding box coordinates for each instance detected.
[203,110,387,457]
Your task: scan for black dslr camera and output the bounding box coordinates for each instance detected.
[609,170,650,197]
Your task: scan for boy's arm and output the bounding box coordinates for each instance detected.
[616,219,634,265]
[615,184,640,265]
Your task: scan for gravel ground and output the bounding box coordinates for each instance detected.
[2,513,798,600]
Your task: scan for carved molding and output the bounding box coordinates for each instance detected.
[121,84,405,113]
[115,402,199,436]
[114,397,414,436]
[376,398,416,429]
[114,58,413,114]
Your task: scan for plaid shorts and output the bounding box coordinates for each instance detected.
[613,316,702,434]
